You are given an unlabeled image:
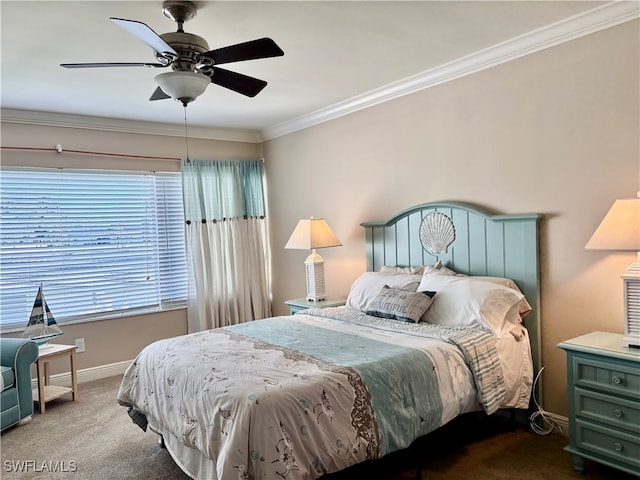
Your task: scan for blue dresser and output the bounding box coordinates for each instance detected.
[558,332,640,477]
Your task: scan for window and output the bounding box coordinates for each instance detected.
[0,168,187,331]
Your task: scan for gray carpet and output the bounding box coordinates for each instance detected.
[0,375,634,479]
[1,375,187,480]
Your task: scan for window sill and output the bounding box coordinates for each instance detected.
[1,305,186,335]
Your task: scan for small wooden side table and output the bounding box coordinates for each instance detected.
[33,344,78,414]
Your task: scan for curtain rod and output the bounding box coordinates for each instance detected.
[1,145,181,161]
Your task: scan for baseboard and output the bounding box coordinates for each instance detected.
[31,359,133,390]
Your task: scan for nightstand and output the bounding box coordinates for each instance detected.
[284,297,346,315]
[557,332,640,476]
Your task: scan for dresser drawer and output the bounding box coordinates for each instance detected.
[573,356,640,400]
[575,387,640,434]
[575,418,640,470]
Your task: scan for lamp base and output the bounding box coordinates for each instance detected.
[306,294,327,302]
[305,250,327,302]
[622,256,640,348]
[622,334,640,348]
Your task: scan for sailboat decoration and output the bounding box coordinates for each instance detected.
[23,284,63,346]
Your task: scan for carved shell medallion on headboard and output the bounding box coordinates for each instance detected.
[419,212,456,255]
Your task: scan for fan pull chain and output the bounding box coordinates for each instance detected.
[183,105,190,162]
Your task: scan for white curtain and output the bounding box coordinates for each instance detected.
[181,159,272,332]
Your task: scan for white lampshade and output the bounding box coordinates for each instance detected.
[285,218,342,302]
[586,198,640,251]
[285,218,342,250]
[586,195,640,348]
[154,71,210,105]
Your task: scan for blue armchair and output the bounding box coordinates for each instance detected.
[1,338,39,432]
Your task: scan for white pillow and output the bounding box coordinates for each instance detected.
[431,260,457,276]
[467,276,531,319]
[430,262,532,320]
[417,273,525,337]
[346,271,422,312]
[380,265,425,275]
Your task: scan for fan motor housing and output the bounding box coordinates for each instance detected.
[159,31,210,72]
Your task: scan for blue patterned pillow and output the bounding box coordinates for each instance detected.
[366,285,436,323]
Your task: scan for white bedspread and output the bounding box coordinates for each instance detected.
[117,307,527,480]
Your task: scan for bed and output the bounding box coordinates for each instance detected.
[117,201,542,480]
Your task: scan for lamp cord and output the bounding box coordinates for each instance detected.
[529,365,564,435]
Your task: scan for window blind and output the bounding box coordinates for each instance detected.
[0,168,187,331]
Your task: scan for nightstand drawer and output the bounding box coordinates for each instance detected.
[289,305,308,315]
[575,387,640,433]
[575,418,640,470]
[573,356,640,400]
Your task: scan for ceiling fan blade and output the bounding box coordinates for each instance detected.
[110,18,177,57]
[201,38,284,65]
[209,67,268,98]
[149,87,171,101]
[61,62,166,69]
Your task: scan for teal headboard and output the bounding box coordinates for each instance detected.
[361,201,543,393]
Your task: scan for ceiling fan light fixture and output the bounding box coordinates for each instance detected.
[154,71,209,105]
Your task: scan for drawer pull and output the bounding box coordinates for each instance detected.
[613,409,623,418]
[613,442,623,452]
[612,376,622,385]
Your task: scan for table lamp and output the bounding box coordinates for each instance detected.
[586,194,640,347]
[285,218,342,301]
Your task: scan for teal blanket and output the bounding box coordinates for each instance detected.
[229,316,443,454]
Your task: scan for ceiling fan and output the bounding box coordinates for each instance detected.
[61,1,284,105]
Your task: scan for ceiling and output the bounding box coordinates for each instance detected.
[1,1,635,141]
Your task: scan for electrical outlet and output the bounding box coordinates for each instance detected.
[75,338,85,353]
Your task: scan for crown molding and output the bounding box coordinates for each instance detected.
[0,108,263,144]
[260,1,639,141]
